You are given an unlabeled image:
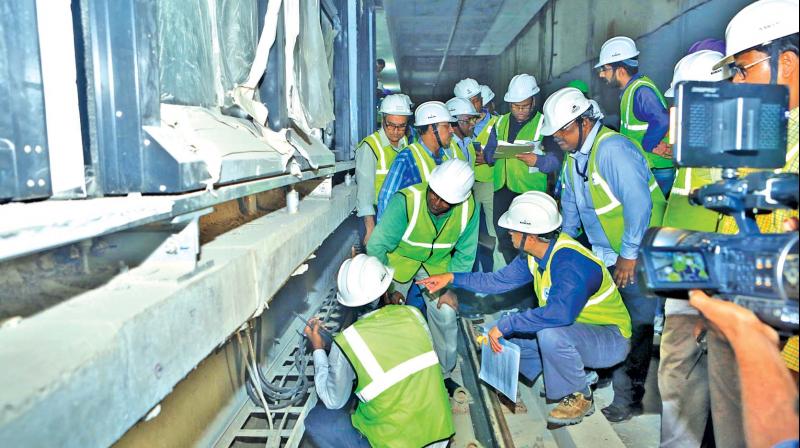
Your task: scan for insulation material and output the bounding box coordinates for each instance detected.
[158,0,216,106]
[294,0,335,129]
[216,0,258,107]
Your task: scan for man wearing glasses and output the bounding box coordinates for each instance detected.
[595,36,673,197]
[541,87,666,423]
[356,94,413,244]
[446,97,480,164]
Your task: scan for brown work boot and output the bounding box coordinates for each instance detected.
[546,392,594,428]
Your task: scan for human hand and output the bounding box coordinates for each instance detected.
[689,290,779,346]
[613,256,638,288]
[436,290,459,311]
[516,152,538,167]
[488,326,504,353]
[363,216,375,245]
[385,291,406,305]
[652,142,673,159]
[303,318,326,350]
[416,273,454,294]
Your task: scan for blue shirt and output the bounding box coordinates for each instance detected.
[453,134,472,163]
[472,109,491,137]
[561,122,653,265]
[452,241,603,336]
[622,74,670,152]
[376,141,452,220]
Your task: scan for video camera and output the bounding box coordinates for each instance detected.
[638,81,799,332]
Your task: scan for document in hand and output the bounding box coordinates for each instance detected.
[479,336,521,402]
[494,140,544,159]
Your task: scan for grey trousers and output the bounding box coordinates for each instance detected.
[392,268,458,378]
[658,314,745,448]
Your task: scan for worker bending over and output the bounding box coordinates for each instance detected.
[368,159,479,394]
[303,254,454,448]
[543,87,666,422]
[418,192,631,427]
[376,101,457,219]
[356,94,412,244]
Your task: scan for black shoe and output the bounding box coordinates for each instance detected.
[444,378,461,397]
[601,404,633,422]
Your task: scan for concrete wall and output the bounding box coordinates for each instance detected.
[488,0,753,116]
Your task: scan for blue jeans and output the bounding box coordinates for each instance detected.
[303,400,370,448]
[509,323,630,400]
[608,266,658,408]
[652,167,676,199]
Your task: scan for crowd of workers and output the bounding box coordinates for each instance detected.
[302,1,800,446]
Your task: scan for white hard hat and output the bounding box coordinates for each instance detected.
[540,88,593,136]
[336,254,395,307]
[428,159,475,204]
[415,101,453,126]
[665,50,731,97]
[480,85,495,104]
[446,97,479,119]
[380,94,413,116]
[714,0,799,70]
[504,74,540,103]
[398,93,414,109]
[594,36,640,68]
[454,78,482,99]
[588,99,605,120]
[498,191,562,235]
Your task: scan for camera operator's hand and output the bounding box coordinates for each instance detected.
[613,256,638,288]
[689,290,778,345]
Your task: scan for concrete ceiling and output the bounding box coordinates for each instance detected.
[382,0,547,101]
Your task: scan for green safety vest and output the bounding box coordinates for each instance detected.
[473,115,499,183]
[494,112,547,193]
[564,127,667,254]
[529,234,632,338]
[450,137,475,165]
[386,184,476,282]
[334,305,454,448]
[406,142,455,184]
[662,167,720,231]
[619,75,673,169]
[359,131,407,205]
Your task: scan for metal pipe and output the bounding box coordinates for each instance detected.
[433,0,467,95]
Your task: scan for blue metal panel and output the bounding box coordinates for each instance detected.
[0,0,52,202]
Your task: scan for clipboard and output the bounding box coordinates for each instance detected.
[494,140,544,159]
[478,335,521,402]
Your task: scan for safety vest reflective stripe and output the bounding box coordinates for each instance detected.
[778,143,799,173]
[342,325,438,403]
[622,78,664,132]
[624,123,650,131]
[408,143,435,182]
[369,134,389,174]
[589,132,659,215]
[671,167,694,196]
[401,186,456,249]
[548,239,615,307]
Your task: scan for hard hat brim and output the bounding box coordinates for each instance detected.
[712,54,734,71]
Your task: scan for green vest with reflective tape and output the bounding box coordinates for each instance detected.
[529,234,631,338]
[619,76,672,169]
[334,305,454,448]
[494,112,547,193]
[360,131,407,205]
[406,142,454,184]
[386,184,476,282]
[662,167,720,231]
[473,115,499,183]
[450,137,475,166]
[565,127,667,254]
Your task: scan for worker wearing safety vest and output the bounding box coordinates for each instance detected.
[367,160,479,395]
[480,84,498,116]
[445,97,479,164]
[656,47,733,448]
[418,192,631,428]
[490,74,558,264]
[357,94,412,245]
[542,87,666,423]
[376,101,458,220]
[694,3,799,446]
[596,36,674,197]
[454,78,506,271]
[303,254,454,448]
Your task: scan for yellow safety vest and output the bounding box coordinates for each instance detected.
[494,112,547,193]
[359,131,407,204]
